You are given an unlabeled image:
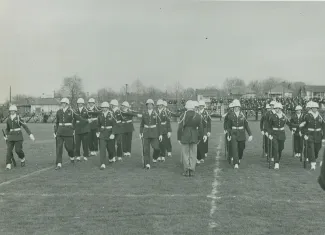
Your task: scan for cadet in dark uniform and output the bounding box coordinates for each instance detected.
[163,100,173,157]
[290,105,304,158]
[87,98,100,156]
[4,105,35,170]
[120,101,142,157]
[197,100,211,163]
[177,100,206,176]
[110,99,124,161]
[226,99,253,169]
[74,98,90,161]
[97,102,116,170]
[139,99,162,169]
[267,103,291,170]
[54,98,92,170]
[223,102,233,161]
[301,101,325,170]
[260,104,271,157]
[156,99,171,162]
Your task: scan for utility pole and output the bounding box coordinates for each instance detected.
[9,86,11,105]
[125,84,128,101]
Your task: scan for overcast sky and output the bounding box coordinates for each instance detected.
[0,0,324,102]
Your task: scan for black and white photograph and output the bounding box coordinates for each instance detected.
[1,1,325,234]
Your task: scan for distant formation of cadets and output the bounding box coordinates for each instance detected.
[4,97,325,182]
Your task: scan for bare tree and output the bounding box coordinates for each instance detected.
[97,88,117,103]
[247,80,263,96]
[262,77,282,95]
[181,88,196,100]
[223,77,246,95]
[59,75,84,108]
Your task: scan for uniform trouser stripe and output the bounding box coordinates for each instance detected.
[293,135,303,154]
[143,138,160,164]
[230,139,246,164]
[307,141,322,162]
[271,139,284,164]
[6,141,24,164]
[99,138,115,164]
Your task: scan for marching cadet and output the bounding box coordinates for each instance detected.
[4,105,35,170]
[139,99,162,169]
[267,103,291,170]
[110,99,124,161]
[87,98,101,156]
[301,101,325,170]
[260,104,271,157]
[156,99,171,162]
[120,101,142,157]
[97,102,116,170]
[74,98,90,161]
[177,100,206,177]
[54,98,93,170]
[197,100,211,163]
[163,100,173,157]
[226,99,253,169]
[223,102,234,160]
[290,105,304,158]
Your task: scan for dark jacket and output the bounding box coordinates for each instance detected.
[301,112,325,143]
[226,111,252,141]
[5,115,32,141]
[74,107,90,134]
[267,112,291,141]
[97,111,116,140]
[140,110,161,138]
[157,109,172,135]
[177,110,205,144]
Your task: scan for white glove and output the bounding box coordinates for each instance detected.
[248,136,253,142]
[88,119,93,123]
[322,139,325,143]
[30,134,35,141]
[96,132,100,138]
[178,140,181,145]
[224,130,227,134]
[269,135,273,140]
[207,132,211,137]
[299,131,302,137]
[53,133,56,138]
[261,131,264,135]
[139,133,143,138]
[203,136,207,142]
[137,114,142,118]
[265,132,269,137]
[159,135,163,142]
[4,136,7,141]
[167,132,171,138]
[227,136,231,141]
[109,134,115,140]
[304,135,308,141]
[299,122,306,128]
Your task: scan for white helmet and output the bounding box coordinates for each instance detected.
[77,98,85,104]
[156,99,164,106]
[121,101,130,108]
[311,102,319,108]
[101,102,110,108]
[60,98,70,104]
[274,103,283,109]
[266,104,271,109]
[110,99,118,106]
[295,105,302,111]
[88,98,95,103]
[232,99,241,107]
[163,101,168,107]
[9,105,17,111]
[270,101,277,106]
[198,100,205,106]
[185,100,194,110]
[146,99,154,105]
[228,102,234,108]
[192,101,199,107]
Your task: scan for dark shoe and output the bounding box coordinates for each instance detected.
[70,159,75,164]
[55,166,61,170]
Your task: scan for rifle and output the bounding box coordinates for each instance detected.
[2,129,16,167]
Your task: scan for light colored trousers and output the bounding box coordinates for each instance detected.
[181,143,197,171]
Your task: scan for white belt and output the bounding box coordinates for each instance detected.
[59,123,72,126]
[292,128,297,131]
[144,125,156,128]
[116,120,121,123]
[10,128,21,131]
[232,126,244,130]
[122,120,132,123]
[161,122,166,125]
[273,127,284,131]
[76,121,80,123]
[90,118,97,121]
[101,126,112,129]
[308,128,321,132]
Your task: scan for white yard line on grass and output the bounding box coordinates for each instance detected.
[0,160,69,188]
[207,133,223,230]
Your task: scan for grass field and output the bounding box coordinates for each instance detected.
[0,121,324,235]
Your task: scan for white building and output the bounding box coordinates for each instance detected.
[30,98,61,113]
[305,85,325,99]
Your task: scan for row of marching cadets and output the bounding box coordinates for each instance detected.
[54,97,142,170]
[260,100,325,170]
[223,99,253,169]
